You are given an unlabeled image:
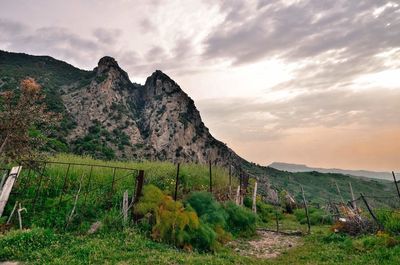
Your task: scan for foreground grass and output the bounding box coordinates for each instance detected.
[1,227,400,265]
[0,228,265,265]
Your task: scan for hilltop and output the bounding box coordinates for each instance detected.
[270,162,394,181]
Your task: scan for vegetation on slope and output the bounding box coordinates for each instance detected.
[248,165,396,207]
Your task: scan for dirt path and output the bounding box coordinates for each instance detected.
[230,230,302,259]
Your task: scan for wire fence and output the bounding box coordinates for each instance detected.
[1,160,399,236]
[1,160,242,232]
[2,161,141,231]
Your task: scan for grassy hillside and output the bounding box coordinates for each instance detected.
[0,50,92,113]
[247,165,396,208]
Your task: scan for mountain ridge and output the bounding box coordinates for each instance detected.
[269,162,395,180]
[0,50,247,167]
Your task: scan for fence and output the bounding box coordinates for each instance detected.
[261,173,400,235]
[1,160,245,231]
[2,159,399,236]
[2,161,142,231]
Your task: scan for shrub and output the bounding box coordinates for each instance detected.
[188,222,217,252]
[135,185,165,216]
[376,209,400,235]
[151,196,199,248]
[224,202,257,237]
[185,192,232,250]
[243,196,252,208]
[185,192,227,228]
[135,185,201,250]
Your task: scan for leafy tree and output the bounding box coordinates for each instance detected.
[0,78,60,162]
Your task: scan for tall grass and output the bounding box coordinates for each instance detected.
[3,154,238,231]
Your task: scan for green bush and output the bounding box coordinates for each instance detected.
[376,209,400,235]
[188,222,217,252]
[185,191,227,228]
[224,201,257,237]
[135,186,238,252]
[185,192,232,251]
[135,185,204,250]
[243,196,252,208]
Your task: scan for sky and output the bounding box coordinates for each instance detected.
[1,0,399,172]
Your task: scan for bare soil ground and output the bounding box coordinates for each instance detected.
[229,230,302,259]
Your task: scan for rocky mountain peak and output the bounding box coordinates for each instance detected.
[144,70,181,97]
[0,50,248,166]
[95,56,131,86]
[97,56,119,73]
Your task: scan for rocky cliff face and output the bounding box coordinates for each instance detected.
[0,50,247,166]
[58,55,245,165]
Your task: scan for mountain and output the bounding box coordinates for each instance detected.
[0,50,246,166]
[269,162,395,181]
[1,50,397,206]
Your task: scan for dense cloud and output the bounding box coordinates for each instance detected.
[205,0,400,63]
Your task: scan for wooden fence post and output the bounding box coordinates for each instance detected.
[252,181,258,213]
[123,190,129,225]
[301,186,311,234]
[133,170,145,204]
[0,170,8,193]
[334,181,345,204]
[174,163,180,201]
[109,167,117,204]
[228,165,232,199]
[133,170,145,221]
[209,160,212,193]
[239,171,242,200]
[0,166,22,217]
[392,171,400,201]
[275,196,280,233]
[360,193,383,229]
[235,186,240,205]
[349,182,357,210]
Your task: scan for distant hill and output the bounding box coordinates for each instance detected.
[269,162,395,181]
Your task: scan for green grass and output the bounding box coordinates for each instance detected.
[1,226,400,265]
[3,154,238,231]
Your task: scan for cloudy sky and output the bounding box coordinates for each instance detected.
[1,0,399,171]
